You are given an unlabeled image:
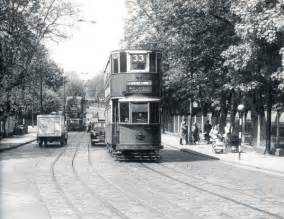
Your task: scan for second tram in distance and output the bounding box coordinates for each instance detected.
[65,96,85,131]
[104,49,162,161]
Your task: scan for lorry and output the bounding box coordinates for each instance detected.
[37,114,68,147]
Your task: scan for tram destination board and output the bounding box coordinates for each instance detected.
[126,81,152,94]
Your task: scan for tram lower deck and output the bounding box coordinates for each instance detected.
[105,97,162,161]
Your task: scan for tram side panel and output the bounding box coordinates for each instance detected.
[104,103,112,145]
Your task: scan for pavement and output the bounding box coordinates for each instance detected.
[0,126,37,152]
[162,133,284,177]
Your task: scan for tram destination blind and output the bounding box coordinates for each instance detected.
[126,81,152,94]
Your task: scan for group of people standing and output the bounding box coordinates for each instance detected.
[180,119,231,145]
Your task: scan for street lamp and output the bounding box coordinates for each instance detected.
[237,103,245,160]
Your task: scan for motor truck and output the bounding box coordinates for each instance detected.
[37,114,68,146]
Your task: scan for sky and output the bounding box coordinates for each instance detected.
[48,0,127,80]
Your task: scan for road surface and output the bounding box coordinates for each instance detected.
[1,132,284,218]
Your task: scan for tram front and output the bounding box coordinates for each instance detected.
[117,95,162,156]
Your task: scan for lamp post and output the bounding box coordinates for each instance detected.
[237,103,245,160]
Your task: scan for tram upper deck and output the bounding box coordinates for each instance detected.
[104,49,161,99]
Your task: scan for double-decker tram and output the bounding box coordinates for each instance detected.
[65,96,85,131]
[104,49,163,161]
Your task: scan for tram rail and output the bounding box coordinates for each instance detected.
[87,143,172,219]
[72,143,130,219]
[163,143,284,204]
[50,143,82,218]
[140,162,284,219]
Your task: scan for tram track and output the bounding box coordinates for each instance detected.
[140,161,284,219]
[71,142,130,219]
[50,142,82,219]
[164,143,283,204]
[87,143,175,219]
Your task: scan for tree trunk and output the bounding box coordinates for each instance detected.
[265,82,272,154]
[230,90,238,133]
[249,91,258,146]
[218,92,227,134]
[40,75,43,113]
[188,99,193,144]
[275,111,281,149]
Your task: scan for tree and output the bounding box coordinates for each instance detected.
[222,0,284,151]
[0,0,77,127]
[124,0,237,132]
[65,72,86,98]
[85,73,105,99]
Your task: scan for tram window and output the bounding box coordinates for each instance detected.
[112,55,118,73]
[150,53,156,72]
[120,103,129,123]
[157,53,161,73]
[150,102,159,123]
[131,103,148,123]
[130,54,146,70]
[120,52,127,73]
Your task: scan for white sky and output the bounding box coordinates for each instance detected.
[48,0,127,80]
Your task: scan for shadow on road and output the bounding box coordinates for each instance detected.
[160,149,217,163]
[0,143,64,161]
[115,149,217,163]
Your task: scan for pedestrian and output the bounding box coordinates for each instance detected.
[180,119,188,145]
[204,120,212,144]
[193,123,200,144]
[224,122,231,147]
[209,124,219,142]
[87,122,92,132]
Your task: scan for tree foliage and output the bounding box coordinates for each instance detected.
[0,0,77,120]
[124,0,237,113]
[123,0,284,139]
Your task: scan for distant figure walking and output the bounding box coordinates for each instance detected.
[193,123,200,144]
[87,122,92,132]
[180,119,188,145]
[224,122,231,147]
[204,120,212,144]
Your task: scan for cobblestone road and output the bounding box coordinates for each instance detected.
[1,132,284,218]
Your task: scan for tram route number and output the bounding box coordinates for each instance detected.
[131,54,146,63]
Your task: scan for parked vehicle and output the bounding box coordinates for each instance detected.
[37,114,68,146]
[90,120,105,146]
